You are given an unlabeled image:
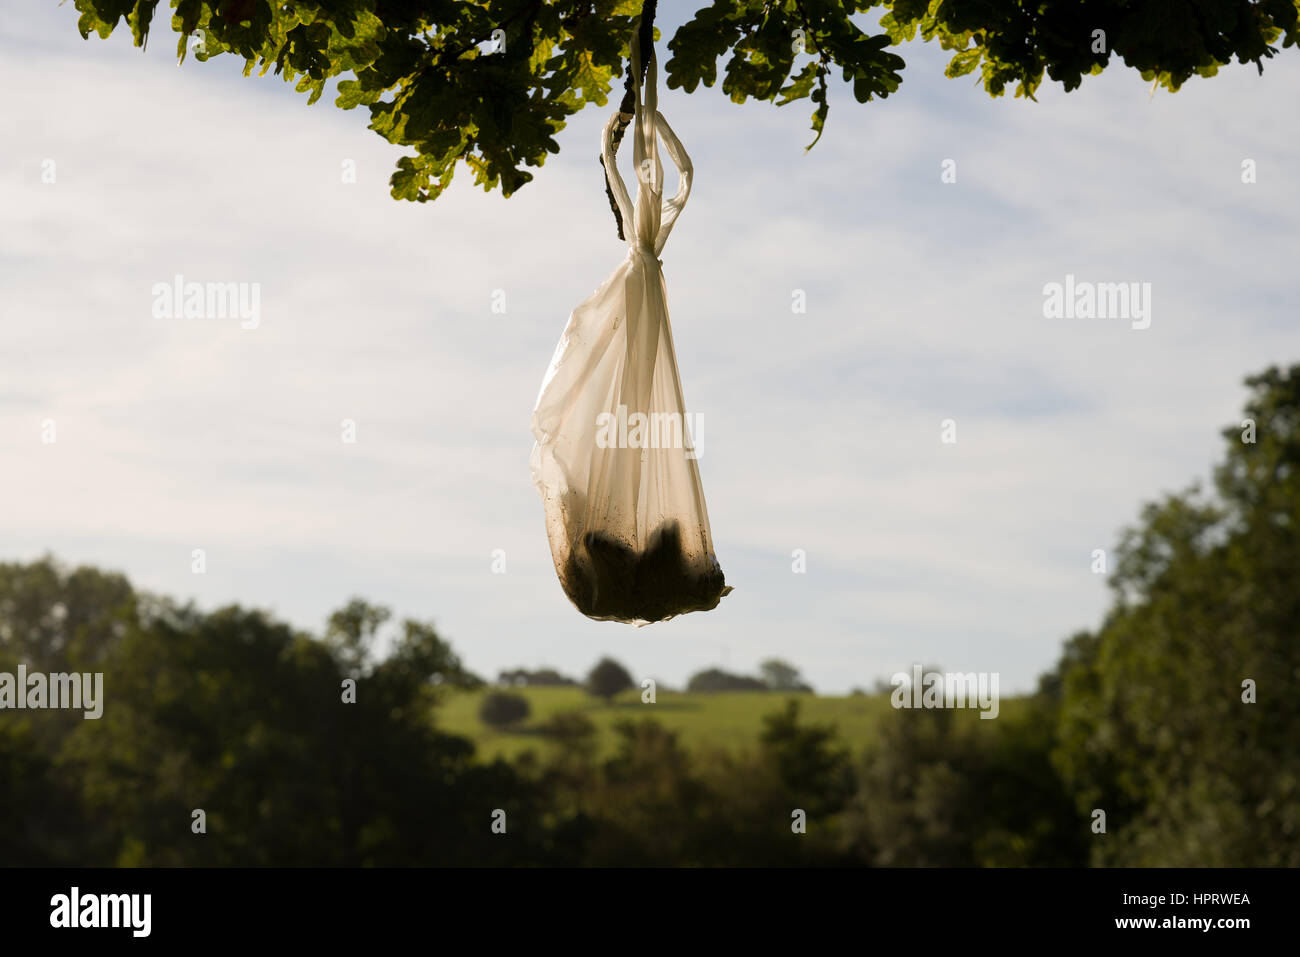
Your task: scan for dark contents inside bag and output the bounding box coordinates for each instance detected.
[560,520,728,622]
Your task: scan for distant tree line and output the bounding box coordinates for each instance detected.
[479,656,818,735]
[497,668,578,688]
[0,365,1294,866]
[686,659,814,693]
[488,657,815,705]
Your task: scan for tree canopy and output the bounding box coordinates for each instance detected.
[759,657,812,692]
[72,1,1300,204]
[585,656,635,700]
[1050,365,1300,865]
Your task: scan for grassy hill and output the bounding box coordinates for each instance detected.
[436,686,1019,762]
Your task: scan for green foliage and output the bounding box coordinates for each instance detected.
[497,666,577,686]
[535,708,598,745]
[759,657,812,691]
[584,656,634,701]
[1052,365,1300,866]
[882,0,1300,101]
[665,0,899,147]
[535,712,855,865]
[479,690,531,727]
[70,1,1300,202]
[323,597,389,676]
[759,698,853,818]
[75,0,640,202]
[0,560,536,865]
[842,700,1086,866]
[665,0,903,148]
[686,666,768,691]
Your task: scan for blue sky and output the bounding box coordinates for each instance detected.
[2,1,1297,693]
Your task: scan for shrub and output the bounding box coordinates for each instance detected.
[479,692,531,729]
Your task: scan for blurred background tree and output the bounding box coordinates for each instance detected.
[759,658,813,692]
[686,667,767,692]
[1053,365,1300,866]
[585,657,634,702]
[480,691,531,729]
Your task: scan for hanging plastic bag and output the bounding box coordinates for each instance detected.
[529,39,730,625]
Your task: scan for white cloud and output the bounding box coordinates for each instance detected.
[2,4,1295,692]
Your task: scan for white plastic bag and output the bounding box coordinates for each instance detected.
[529,41,729,624]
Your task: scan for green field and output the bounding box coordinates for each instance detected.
[437,686,1026,762]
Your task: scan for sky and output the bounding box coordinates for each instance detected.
[2,2,1297,694]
